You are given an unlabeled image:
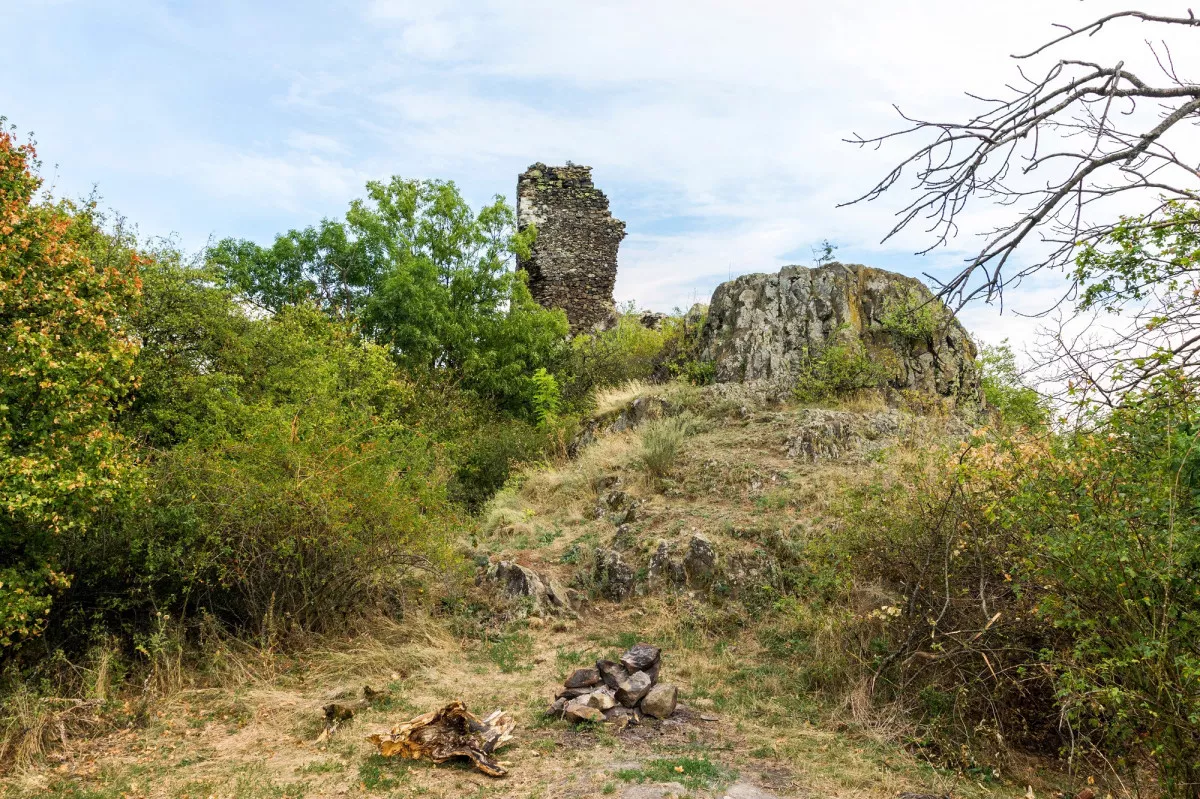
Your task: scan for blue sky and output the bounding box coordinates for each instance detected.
[9,0,1189,348]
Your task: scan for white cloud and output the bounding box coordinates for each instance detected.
[12,0,1198,359]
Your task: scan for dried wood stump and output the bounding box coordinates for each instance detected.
[366,700,515,777]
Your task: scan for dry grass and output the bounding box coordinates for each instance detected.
[0,688,104,770]
[0,394,1054,799]
[480,487,536,537]
[593,380,658,416]
[519,432,640,511]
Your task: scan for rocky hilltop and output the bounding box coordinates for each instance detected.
[699,262,981,406]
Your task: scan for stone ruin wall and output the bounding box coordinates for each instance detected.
[517,163,626,332]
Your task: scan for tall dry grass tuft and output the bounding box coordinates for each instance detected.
[639,414,695,481]
[0,688,103,770]
[593,380,657,417]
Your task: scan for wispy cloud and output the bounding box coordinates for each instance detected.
[8,0,1194,355]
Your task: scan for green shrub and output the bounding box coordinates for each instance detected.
[837,376,1200,791]
[450,419,550,512]
[567,314,667,401]
[125,306,464,635]
[878,287,949,341]
[793,340,897,403]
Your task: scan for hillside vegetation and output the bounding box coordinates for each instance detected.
[3,124,1200,798]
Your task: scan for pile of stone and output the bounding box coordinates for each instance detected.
[547,643,678,728]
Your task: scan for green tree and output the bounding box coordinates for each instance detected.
[210,177,569,419]
[978,341,1048,428]
[0,128,141,649]
[209,219,372,319]
[352,178,566,414]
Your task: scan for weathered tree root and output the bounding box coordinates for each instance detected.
[366,700,515,777]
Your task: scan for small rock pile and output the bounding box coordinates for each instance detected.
[547,643,678,728]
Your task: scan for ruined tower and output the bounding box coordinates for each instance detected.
[516,163,626,332]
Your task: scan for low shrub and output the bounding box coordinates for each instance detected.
[567,314,668,401]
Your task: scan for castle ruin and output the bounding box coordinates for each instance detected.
[516,163,625,332]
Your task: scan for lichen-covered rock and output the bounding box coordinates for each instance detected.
[517,163,626,333]
[485,560,574,616]
[594,548,636,601]
[619,643,661,672]
[699,263,980,405]
[640,311,668,329]
[597,659,627,689]
[683,534,718,589]
[649,541,686,586]
[486,560,548,605]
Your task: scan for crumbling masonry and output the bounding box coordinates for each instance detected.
[517,163,626,332]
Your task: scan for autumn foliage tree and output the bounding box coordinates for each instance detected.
[0,126,142,649]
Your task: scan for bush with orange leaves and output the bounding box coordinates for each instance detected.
[0,123,142,651]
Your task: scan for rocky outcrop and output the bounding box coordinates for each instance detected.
[699,263,980,405]
[483,561,576,617]
[593,548,636,601]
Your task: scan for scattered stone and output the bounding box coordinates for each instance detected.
[620,642,661,671]
[563,699,606,724]
[564,668,601,689]
[640,684,678,719]
[615,670,652,707]
[546,697,567,717]
[592,474,621,492]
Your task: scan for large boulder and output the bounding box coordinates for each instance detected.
[699,263,980,405]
